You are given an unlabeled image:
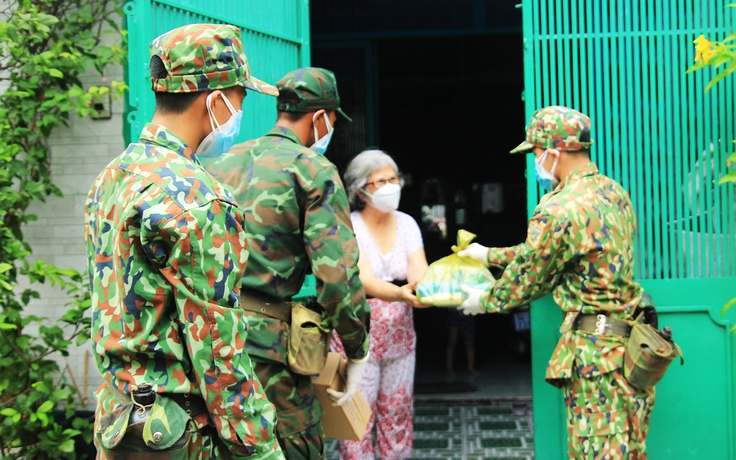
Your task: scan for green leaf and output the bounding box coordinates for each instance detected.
[0,262,13,273]
[0,279,15,291]
[705,59,736,92]
[723,33,736,44]
[58,438,76,453]
[722,297,736,316]
[719,171,736,184]
[685,62,710,74]
[46,68,63,79]
[32,380,50,394]
[37,400,55,413]
[0,408,18,416]
[707,53,733,69]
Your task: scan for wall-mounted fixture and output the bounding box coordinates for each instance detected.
[90,85,112,120]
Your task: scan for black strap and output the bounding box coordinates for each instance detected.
[167,393,208,418]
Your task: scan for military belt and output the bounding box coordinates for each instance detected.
[575,313,631,337]
[108,386,208,417]
[240,289,292,322]
[167,393,208,417]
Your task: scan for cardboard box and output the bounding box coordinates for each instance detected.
[312,352,372,441]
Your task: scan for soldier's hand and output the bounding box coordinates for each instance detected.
[326,355,368,406]
[457,242,490,264]
[458,284,489,316]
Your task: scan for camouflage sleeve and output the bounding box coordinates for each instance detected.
[158,200,282,459]
[304,167,370,361]
[488,243,525,267]
[481,210,568,313]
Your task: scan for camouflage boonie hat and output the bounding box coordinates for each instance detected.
[276,67,352,121]
[510,105,594,154]
[149,23,278,96]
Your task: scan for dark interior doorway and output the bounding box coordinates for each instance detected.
[311,3,531,392]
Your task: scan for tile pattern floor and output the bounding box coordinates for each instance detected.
[325,401,535,460]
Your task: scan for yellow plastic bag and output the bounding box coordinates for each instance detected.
[416,230,496,307]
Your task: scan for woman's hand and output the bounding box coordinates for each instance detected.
[400,281,429,308]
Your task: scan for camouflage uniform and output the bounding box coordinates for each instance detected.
[483,106,655,459]
[204,68,369,459]
[85,24,283,459]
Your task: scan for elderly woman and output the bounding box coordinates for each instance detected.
[332,149,428,460]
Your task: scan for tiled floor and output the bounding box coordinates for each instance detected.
[325,357,535,459]
[325,401,534,460]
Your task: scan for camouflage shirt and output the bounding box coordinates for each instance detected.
[204,126,370,363]
[484,163,643,383]
[85,123,282,459]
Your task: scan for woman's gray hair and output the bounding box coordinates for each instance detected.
[344,149,401,210]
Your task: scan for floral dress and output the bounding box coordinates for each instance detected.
[332,210,423,460]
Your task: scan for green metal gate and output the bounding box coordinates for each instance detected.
[521,0,736,458]
[124,0,310,144]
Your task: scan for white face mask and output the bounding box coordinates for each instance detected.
[197,92,242,159]
[534,149,560,191]
[310,112,334,155]
[363,183,401,213]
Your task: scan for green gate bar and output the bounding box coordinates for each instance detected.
[124,0,310,145]
[522,0,736,458]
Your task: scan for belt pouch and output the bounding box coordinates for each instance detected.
[97,394,192,460]
[288,302,330,375]
[624,315,684,389]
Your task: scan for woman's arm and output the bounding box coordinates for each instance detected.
[357,248,427,308]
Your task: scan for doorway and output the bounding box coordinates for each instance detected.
[313,32,531,398]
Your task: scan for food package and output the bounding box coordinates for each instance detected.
[416,229,496,307]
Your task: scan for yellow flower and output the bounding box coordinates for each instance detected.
[694,34,717,63]
[699,48,719,63]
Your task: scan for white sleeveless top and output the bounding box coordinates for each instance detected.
[350,210,423,359]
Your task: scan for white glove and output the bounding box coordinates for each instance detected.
[457,242,490,264]
[326,355,368,406]
[457,284,489,316]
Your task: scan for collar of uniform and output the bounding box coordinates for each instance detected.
[264,125,302,145]
[139,123,197,163]
[559,162,598,188]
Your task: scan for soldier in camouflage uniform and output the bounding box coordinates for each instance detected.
[203,68,370,459]
[85,23,285,459]
[458,106,655,459]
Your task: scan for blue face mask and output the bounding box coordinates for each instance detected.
[197,92,242,160]
[534,149,560,191]
[310,112,334,155]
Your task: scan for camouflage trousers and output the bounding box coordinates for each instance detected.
[254,359,325,460]
[564,369,656,459]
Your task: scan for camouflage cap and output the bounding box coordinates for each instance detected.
[149,23,278,96]
[276,67,352,121]
[510,105,594,154]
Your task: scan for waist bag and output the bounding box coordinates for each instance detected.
[97,393,191,460]
[624,314,684,390]
[240,290,330,375]
[287,302,330,375]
